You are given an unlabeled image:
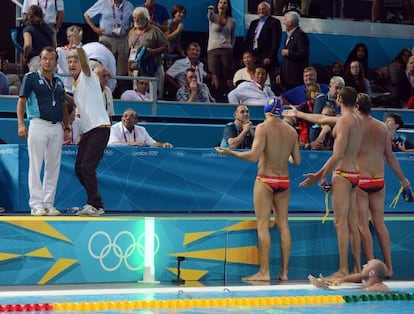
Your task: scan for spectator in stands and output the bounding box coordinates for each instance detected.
[344,60,371,95]
[329,61,344,79]
[23,5,56,72]
[84,0,134,77]
[385,113,414,152]
[57,25,84,93]
[94,64,115,123]
[65,103,82,145]
[83,42,117,93]
[375,48,412,106]
[272,1,312,16]
[228,65,275,106]
[276,10,309,91]
[233,50,271,87]
[207,0,236,101]
[310,106,335,151]
[17,47,68,216]
[396,55,414,108]
[121,80,152,101]
[344,43,371,80]
[127,7,168,97]
[310,76,344,141]
[281,66,328,106]
[296,83,321,149]
[0,57,20,95]
[141,0,170,32]
[371,0,413,24]
[244,1,282,80]
[165,42,208,97]
[164,4,186,65]
[176,68,212,103]
[108,109,173,147]
[407,96,414,109]
[22,0,64,33]
[0,68,9,96]
[220,104,254,149]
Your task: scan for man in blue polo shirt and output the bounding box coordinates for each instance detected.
[17,47,69,216]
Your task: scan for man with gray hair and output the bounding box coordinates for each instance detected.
[276,10,309,90]
[310,76,345,141]
[57,25,84,93]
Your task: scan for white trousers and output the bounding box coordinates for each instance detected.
[27,118,63,209]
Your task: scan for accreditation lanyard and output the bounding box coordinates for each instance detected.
[122,125,136,142]
[103,91,108,110]
[112,0,124,21]
[38,0,48,11]
[38,70,57,106]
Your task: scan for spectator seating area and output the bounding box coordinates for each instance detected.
[1,95,413,147]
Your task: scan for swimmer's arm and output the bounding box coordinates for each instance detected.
[283,108,338,126]
[297,111,338,126]
[218,124,265,162]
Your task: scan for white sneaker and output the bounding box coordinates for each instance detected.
[31,207,47,216]
[97,208,105,215]
[77,205,100,217]
[46,207,61,216]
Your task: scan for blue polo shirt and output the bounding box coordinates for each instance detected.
[140,2,169,25]
[20,71,65,122]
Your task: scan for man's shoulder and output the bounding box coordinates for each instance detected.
[23,71,38,80]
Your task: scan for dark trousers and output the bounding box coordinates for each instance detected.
[75,127,110,209]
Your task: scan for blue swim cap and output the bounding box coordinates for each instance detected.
[264,97,283,116]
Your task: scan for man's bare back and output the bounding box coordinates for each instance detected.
[357,115,388,178]
[257,118,300,176]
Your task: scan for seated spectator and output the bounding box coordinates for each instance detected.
[165,42,207,97]
[121,80,152,101]
[0,57,20,95]
[375,48,412,107]
[281,66,328,106]
[310,106,335,150]
[108,109,173,147]
[164,4,186,69]
[232,50,270,87]
[329,61,344,79]
[407,95,414,109]
[65,103,82,145]
[344,43,372,80]
[94,64,115,123]
[310,76,344,141]
[220,104,254,149]
[396,55,414,108]
[176,68,212,102]
[344,60,371,95]
[0,69,9,95]
[296,83,321,149]
[227,65,274,106]
[385,113,414,152]
[371,0,413,24]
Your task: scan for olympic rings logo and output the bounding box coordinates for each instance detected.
[88,231,160,272]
